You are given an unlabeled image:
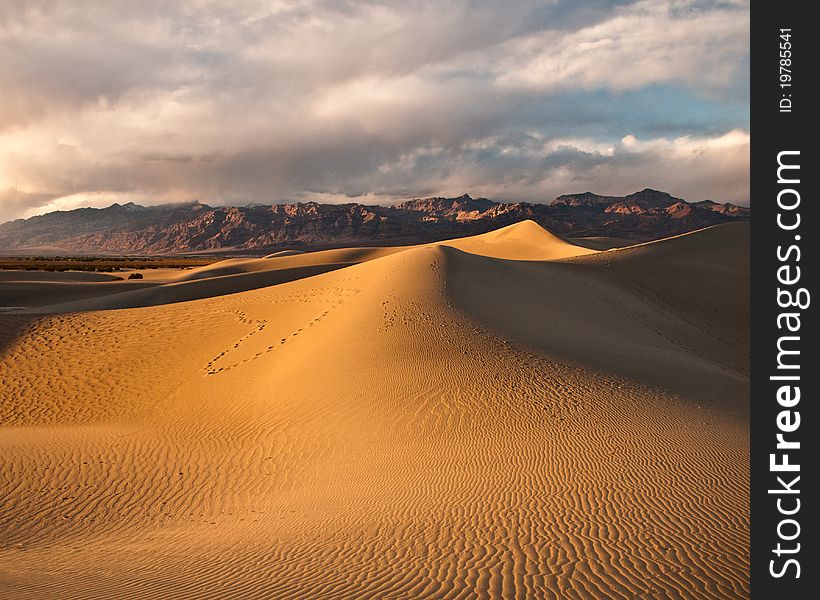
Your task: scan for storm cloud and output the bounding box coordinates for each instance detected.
[0,0,749,222]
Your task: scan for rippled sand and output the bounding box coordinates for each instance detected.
[0,221,748,598]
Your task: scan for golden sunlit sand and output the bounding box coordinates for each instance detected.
[0,221,749,598]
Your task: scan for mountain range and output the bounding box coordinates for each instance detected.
[0,189,749,255]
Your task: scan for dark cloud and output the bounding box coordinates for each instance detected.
[0,0,750,222]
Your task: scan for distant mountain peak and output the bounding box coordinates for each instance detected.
[396,193,495,214]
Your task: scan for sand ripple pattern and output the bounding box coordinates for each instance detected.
[0,224,749,598]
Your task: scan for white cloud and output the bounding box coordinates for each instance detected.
[496,0,748,92]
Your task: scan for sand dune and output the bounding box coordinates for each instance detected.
[262,250,305,258]
[0,221,748,598]
[0,270,121,283]
[568,236,634,250]
[0,281,160,310]
[30,263,353,313]
[175,246,406,282]
[447,223,749,406]
[441,219,597,260]
[4,223,591,313]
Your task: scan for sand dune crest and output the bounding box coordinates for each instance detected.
[438,219,598,260]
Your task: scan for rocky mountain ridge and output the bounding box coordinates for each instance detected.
[0,189,749,254]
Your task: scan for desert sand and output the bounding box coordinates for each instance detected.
[0,220,749,598]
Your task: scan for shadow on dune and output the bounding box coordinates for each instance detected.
[25,262,354,313]
[0,314,43,365]
[441,222,749,410]
[0,281,160,310]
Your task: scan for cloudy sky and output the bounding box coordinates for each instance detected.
[0,0,749,222]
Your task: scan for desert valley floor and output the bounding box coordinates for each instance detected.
[0,221,749,599]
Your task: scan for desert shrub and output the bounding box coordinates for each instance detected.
[128,272,144,279]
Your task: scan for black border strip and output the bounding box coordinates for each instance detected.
[751,2,816,596]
